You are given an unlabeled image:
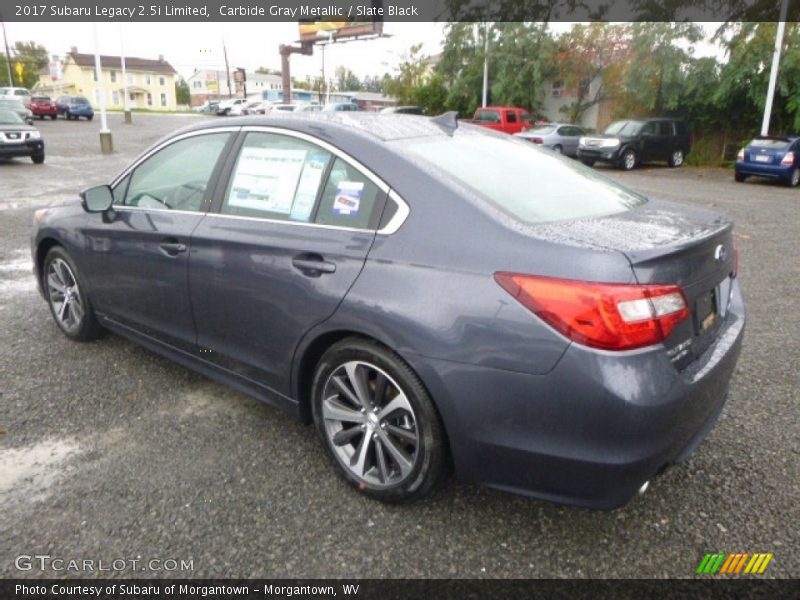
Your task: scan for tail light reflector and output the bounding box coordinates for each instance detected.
[494,273,690,351]
[531,137,543,144]
[781,151,794,166]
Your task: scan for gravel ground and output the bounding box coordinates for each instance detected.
[0,115,797,579]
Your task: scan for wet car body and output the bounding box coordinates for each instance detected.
[31,115,744,508]
[735,135,800,187]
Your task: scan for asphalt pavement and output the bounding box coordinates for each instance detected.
[0,114,797,579]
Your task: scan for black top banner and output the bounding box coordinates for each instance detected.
[2,0,799,22]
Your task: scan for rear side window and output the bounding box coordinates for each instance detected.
[314,158,382,230]
[675,121,688,135]
[658,121,674,136]
[402,131,646,225]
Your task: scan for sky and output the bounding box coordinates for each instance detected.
[2,21,724,83]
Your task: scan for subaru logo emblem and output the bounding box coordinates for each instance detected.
[714,244,727,262]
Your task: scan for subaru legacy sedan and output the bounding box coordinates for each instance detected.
[31,114,744,508]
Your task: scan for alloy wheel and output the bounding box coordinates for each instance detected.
[671,150,684,166]
[46,258,84,333]
[321,360,419,489]
[791,168,800,187]
[623,151,636,170]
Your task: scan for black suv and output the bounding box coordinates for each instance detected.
[577,118,691,170]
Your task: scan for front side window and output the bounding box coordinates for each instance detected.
[119,133,231,212]
[223,132,332,222]
[604,120,643,136]
[506,111,517,123]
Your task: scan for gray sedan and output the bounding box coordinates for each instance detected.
[31,113,744,508]
[515,122,585,156]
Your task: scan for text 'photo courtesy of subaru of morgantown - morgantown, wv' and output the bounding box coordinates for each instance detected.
[32,113,744,508]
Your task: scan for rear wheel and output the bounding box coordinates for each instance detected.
[620,148,637,171]
[552,145,563,154]
[87,115,93,121]
[580,158,595,167]
[43,247,103,341]
[787,167,800,187]
[311,338,447,503]
[668,148,685,167]
[734,172,747,183]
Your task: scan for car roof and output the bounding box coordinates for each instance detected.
[170,113,452,143]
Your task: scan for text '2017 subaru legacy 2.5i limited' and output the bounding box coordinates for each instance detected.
[31,113,744,508]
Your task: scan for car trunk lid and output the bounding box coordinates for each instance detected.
[745,137,793,165]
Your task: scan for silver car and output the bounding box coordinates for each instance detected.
[515,123,586,157]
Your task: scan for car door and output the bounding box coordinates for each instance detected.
[656,120,676,160]
[639,121,661,161]
[558,126,582,156]
[82,129,236,350]
[189,129,389,395]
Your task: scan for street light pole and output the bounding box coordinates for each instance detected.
[1,19,13,86]
[761,0,790,135]
[92,23,113,154]
[120,22,131,124]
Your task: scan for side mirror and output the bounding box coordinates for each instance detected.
[81,185,114,213]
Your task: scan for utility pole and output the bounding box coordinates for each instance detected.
[222,38,232,98]
[279,43,312,105]
[1,18,13,86]
[761,0,790,135]
[120,23,131,123]
[481,23,490,108]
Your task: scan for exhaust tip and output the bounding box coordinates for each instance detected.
[638,480,650,495]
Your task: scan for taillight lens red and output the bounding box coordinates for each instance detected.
[494,273,690,351]
[781,151,794,166]
[531,137,543,144]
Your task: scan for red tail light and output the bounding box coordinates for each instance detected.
[494,273,690,351]
[531,137,543,144]
[781,151,794,166]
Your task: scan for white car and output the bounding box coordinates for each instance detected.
[216,98,248,116]
[0,87,31,107]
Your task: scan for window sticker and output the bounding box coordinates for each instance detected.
[333,181,364,216]
[228,147,306,214]
[290,152,329,221]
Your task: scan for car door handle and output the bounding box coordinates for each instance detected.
[292,256,336,275]
[159,242,187,256]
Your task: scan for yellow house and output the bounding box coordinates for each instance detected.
[35,47,178,111]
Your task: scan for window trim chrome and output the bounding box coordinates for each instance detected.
[108,124,411,235]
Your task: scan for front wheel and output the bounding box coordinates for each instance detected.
[43,247,103,341]
[87,115,93,121]
[311,338,447,503]
[787,167,800,187]
[668,148,685,167]
[31,152,44,164]
[620,148,637,171]
[734,172,747,183]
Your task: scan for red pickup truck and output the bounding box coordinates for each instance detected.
[465,106,533,135]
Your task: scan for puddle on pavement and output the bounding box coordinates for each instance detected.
[0,438,81,506]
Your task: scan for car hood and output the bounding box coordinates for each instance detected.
[0,122,37,132]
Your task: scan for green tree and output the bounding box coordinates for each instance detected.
[3,41,49,89]
[384,43,430,106]
[334,66,361,92]
[175,77,190,105]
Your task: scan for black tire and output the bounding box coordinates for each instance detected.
[580,158,595,167]
[42,246,104,341]
[734,172,747,183]
[87,115,93,121]
[787,167,800,187]
[668,148,685,167]
[32,152,45,164]
[51,114,57,120]
[620,148,637,171]
[311,337,447,503]
[66,112,73,120]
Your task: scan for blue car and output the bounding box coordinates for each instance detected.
[735,135,799,187]
[55,95,95,121]
[30,114,744,508]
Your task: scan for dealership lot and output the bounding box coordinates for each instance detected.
[1,115,797,578]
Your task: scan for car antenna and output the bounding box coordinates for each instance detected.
[431,111,459,135]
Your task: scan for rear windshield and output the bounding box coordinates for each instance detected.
[750,138,792,149]
[74,97,90,104]
[32,96,50,102]
[474,109,500,123]
[402,131,646,224]
[604,120,643,136]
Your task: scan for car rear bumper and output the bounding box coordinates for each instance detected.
[735,161,794,179]
[0,140,44,158]
[32,108,58,116]
[409,280,745,509]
